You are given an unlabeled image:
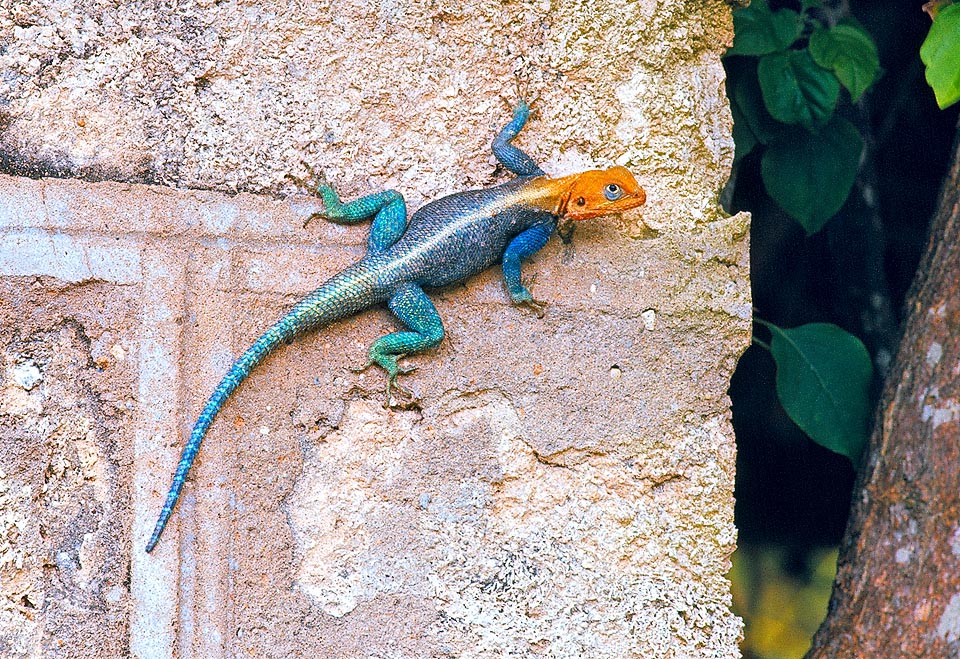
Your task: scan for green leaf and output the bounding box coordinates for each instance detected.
[764,322,872,463]
[920,4,960,109]
[727,0,803,56]
[761,116,863,233]
[758,49,840,129]
[725,57,786,162]
[809,24,881,102]
[801,0,822,10]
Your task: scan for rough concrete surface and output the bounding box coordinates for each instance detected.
[0,1,749,657]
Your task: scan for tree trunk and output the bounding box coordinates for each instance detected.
[806,121,960,658]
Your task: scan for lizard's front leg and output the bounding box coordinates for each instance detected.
[357,283,445,406]
[492,100,545,177]
[502,222,554,317]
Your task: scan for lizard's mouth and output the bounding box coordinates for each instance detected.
[561,192,647,222]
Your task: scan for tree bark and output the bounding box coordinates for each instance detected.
[806,121,960,658]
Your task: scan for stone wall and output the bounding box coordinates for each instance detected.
[0,1,748,657]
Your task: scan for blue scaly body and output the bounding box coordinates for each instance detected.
[145,102,646,552]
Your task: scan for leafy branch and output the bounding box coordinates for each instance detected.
[725,0,880,234]
[727,2,958,463]
[724,1,883,463]
[753,320,872,464]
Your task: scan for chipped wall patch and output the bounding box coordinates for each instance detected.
[1,309,134,658]
[286,400,424,618]
[286,390,739,655]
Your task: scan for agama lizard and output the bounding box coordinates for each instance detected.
[145,101,646,552]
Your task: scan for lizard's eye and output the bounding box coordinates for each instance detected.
[604,183,623,201]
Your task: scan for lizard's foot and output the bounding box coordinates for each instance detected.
[351,356,418,408]
[384,369,418,408]
[286,164,335,227]
[348,360,372,375]
[509,284,546,319]
[285,172,310,191]
[287,162,327,189]
[511,67,539,111]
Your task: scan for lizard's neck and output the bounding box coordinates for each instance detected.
[517,174,581,219]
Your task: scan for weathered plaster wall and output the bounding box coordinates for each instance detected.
[0,0,749,657]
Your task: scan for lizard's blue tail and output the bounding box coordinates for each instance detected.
[145,264,380,552]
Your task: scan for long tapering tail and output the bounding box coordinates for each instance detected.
[145,264,380,552]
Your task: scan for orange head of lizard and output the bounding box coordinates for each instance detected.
[559,166,646,222]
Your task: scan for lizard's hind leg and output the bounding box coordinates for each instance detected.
[356,283,445,406]
[299,171,409,253]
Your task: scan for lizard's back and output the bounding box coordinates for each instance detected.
[371,176,555,290]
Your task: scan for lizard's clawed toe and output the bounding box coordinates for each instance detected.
[349,361,373,374]
[384,378,418,409]
[286,163,328,193]
[523,298,547,318]
[303,211,328,228]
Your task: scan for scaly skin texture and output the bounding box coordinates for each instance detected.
[145,102,646,553]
